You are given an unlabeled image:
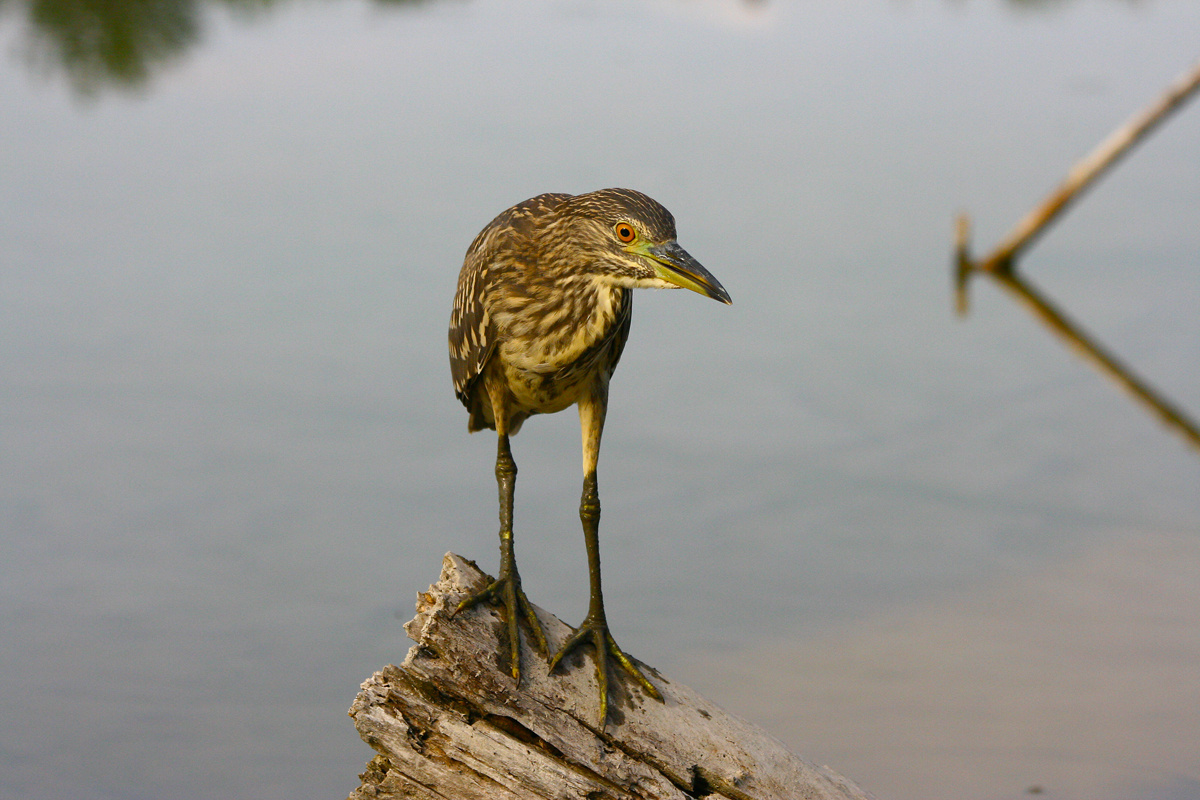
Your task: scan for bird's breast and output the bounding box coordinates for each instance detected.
[494,280,629,413]
[497,279,625,370]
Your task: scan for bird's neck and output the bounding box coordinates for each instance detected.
[580,277,628,332]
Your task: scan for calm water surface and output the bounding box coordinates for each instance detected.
[2,1,1199,798]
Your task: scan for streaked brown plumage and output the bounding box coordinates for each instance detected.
[448,188,730,724]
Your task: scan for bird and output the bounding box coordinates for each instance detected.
[448,188,731,723]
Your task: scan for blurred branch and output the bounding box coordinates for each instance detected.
[955,57,1200,453]
[957,57,1200,301]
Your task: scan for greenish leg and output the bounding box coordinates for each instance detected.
[549,471,663,725]
[452,433,548,682]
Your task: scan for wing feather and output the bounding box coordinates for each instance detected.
[448,193,573,408]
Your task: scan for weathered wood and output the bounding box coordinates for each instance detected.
[348,553,873,800]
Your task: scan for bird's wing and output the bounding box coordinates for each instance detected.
[449,237,496,403]
[448,193,572,403]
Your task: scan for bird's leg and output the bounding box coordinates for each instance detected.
[452,433,548,682]
[550,396,663,724]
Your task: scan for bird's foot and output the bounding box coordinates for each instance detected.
[451,567,548,683]
[549,613,664,725]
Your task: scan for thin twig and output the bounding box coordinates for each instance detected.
[976,57,1200,277]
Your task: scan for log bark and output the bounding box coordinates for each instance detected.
[347,553,873,800]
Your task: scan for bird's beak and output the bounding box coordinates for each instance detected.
[644,241,732,305]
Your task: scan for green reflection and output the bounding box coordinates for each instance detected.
[25,0,201,94]
[4,0,1147,95]
[9,0,415,95]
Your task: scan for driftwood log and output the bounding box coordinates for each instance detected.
[348,553,872,800]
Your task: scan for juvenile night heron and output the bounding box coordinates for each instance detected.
[448,188,730,722]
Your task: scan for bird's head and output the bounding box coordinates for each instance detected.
[552,188,732,305]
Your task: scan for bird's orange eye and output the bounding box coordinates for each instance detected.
[614,222,637,243]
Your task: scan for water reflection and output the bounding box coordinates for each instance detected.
[13,0,418,94]
[23,0,203,92]
[4,0,1145,95]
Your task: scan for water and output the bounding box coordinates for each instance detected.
[2,1,1199,798]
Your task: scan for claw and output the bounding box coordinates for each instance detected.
[452,570,548,682]
[550,614,663,725]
